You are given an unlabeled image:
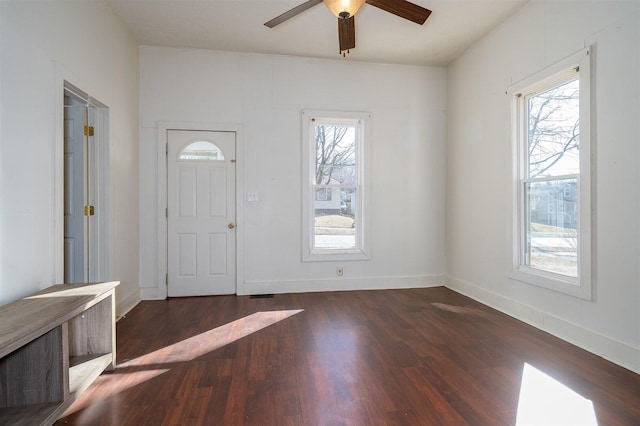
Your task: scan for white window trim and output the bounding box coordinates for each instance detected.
[507,47,593,300]
[301,110,372,262]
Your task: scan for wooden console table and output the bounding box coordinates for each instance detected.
[0,281,119,425]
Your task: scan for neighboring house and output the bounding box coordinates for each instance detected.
[315,188,351,215]
[314,187,342,214]
[531,181,578,229]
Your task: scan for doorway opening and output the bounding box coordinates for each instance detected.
[62,82,110,283]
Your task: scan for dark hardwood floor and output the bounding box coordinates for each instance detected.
[55,287,640,425]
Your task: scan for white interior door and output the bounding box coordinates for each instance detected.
[167,130,236,296]
[63,96,87,283]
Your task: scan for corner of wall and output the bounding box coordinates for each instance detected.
[117,284,142,319]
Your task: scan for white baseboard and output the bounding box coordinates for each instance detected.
[240,274,443,295]
[445,274,640,375]
[139,275,442,300]
[140,285,166,301]
[116,286,141,319]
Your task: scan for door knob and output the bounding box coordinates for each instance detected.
[228,222,235,229]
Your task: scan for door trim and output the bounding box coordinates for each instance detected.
[53,68,110,284]
[156,122,245,299]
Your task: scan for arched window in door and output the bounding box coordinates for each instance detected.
[178,141,225,161]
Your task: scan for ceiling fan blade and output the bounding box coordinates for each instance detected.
[264,0,323,28]
[366,0,431,24]
[338,16,356,54]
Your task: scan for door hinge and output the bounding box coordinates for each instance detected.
[165,208,168,218]
[84,205,95,216]
[84,125,94,136]
[166,142,168,154]
[166,273,168,285]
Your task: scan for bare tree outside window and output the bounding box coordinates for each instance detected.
[315,124,356,185]
[528,79,580,178]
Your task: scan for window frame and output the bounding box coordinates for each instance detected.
[508,47,593,299]
[301,110,372,262]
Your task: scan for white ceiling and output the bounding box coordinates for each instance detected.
[105,0,529,66]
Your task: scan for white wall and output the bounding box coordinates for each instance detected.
[446,0,639,373]
[0,0,140,316]
[139,47,446,298]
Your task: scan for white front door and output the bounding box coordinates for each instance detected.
[167,130,236,297]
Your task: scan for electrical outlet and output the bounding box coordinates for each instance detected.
[336,267,343,276]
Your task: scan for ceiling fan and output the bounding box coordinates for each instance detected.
[264,0,432,56]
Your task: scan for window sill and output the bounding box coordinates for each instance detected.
[509,267,592,300]
[303,250,370,262]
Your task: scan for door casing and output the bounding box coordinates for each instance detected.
[54,75,110,285]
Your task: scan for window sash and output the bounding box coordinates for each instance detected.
[522,173,579,184]
[311,186,361,253]
[311,119,360,253]
[520,175,580,279]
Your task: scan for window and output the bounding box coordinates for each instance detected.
[302,110,371,261]
[178,141,224,161]
[510,48,592,299]
[315,188,332,201]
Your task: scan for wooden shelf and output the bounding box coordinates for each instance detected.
[69,353,113,395]
[0,402,61,426]
[0,282,119,426]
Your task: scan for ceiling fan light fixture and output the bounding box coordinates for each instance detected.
[323,0,365,19]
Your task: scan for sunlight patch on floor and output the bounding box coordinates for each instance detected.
[64,368,170,416]
[62,309,303,418]
[119,309,304,367]
[516,363,597,425]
